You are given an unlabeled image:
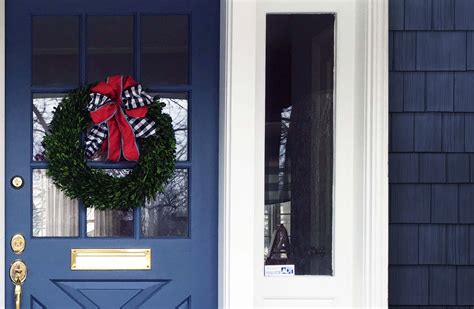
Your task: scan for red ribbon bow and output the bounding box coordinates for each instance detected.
[89,75,149,161]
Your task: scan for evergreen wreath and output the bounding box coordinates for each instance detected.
[43,81,176,210]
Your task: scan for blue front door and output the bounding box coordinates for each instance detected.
[5,0,219,308]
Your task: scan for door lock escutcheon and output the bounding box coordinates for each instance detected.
[10,176,24,189]
[10,260,27,309]
[11,234,26,254]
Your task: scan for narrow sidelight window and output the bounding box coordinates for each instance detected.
[264,14,335,276]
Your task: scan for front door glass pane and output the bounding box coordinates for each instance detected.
[32,16,79,86]
[87,16,134,83]
[264,14,335,276]
[86,169,134,237]
[32,93,64,161]
[141,15,189,85]
[141,169,189,237]
[156,92,189,161]
[32,169,79,237]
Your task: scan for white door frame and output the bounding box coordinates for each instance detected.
[0,0,387,307]
[218,0,388,307]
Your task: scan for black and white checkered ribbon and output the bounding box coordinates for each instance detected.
[84,85,157,158]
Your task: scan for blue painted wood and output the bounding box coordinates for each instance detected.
[389,0,405,30]
[420,153,446,183]
[389,153,419,183]
[390,185,431,223]
[389,224,419,264]
[391,114,415,152]
[426,73,454,112]
[417,32,466,71]
[419,225,447,265]
[389,32,394,71]
[467,33,474,70]
[429,266,456,305]
[454,72,474,112]
[389,266,429,305]
[432,0,455,30]
[404,72,425,112]
[446,154,469,183]
[5,0,220,308]
[415,114,442,151]
[405,0,432,30]
[458,185,474,223]
[389,72,403,112]
[431,185,458,223]
[457,267,474,304]
[455,0,474,30]
[447,225,469,265]
[464,114,474,152]
[442,114,465,153]
[394,32,417,71]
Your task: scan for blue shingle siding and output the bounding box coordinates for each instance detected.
[416,32,466,71]
[446,154,469,183]
[447,225,469,264]
[404,72,425,111]
[389,0,474,306]
[389,266,429,305]
[432,0,455,30]
[394,32,417,70]
[405,0,432,30]
[455,0,474,30]
[414,113,442,151]
[454,72,474,112]
[391,113,415,151]
[443,115,464,152]
[426,73,454,111]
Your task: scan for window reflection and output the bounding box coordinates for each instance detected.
[32,169,79,237]
[33,94,64,161]
[87,16,133,83]
[141,15,189,85]
[264,14,335,276]
[32,16,79,86]
[87,170,134,237]
[141,169,189,237]
[154,93,189,161]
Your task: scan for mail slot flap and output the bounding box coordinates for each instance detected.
[71,249,151,270]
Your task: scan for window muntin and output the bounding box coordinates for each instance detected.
[31,15,192,239]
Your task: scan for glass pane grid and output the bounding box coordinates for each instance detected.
[31,14,192,239]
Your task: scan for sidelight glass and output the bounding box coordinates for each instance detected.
[32,169,79,237]
[264,14,335,276]
[141,15,189,85]
[87,16,134,83]
[141,169,189,237]
[32,16,79,86]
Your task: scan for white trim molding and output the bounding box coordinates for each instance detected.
[219,0,388,307]
[218,0,257,308]
[361,0,389,307]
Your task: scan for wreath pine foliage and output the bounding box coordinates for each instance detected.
[43,86,176,210]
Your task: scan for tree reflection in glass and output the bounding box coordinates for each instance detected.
[142,169,189,237]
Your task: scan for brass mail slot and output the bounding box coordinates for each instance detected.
[71,249,151,270]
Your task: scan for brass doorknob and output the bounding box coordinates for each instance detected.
[9,260,27,309]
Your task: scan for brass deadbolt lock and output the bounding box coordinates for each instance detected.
[11,176,24,189]
[11,234,26,254]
